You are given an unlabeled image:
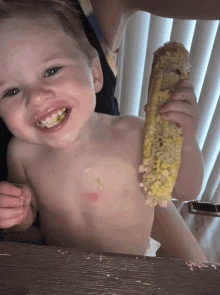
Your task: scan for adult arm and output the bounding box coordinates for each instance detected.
[122,0,220,20]
[90,0,220,53]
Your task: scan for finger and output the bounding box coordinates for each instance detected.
[12,183,31,201]
[172,84,197,106]
[160,111,198,135]
[0,207,24,220]
[0,182,22,197]
[0,214,25,229]
[175,79,194,90]
[0,195,23,208]
[159,100,198,119]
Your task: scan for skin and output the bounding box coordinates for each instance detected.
[1,11,206,262]
[125,0,220,20]
[90,0,220,53]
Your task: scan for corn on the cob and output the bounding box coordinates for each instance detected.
[139,42,191,207]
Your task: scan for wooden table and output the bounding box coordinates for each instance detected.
[0,241,220,294]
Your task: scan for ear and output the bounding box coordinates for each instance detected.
[91,57,103,94]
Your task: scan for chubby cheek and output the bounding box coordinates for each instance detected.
[4,108,30,139]
[65,78,96,110]
[10,111,24,128]
[75,92,96,119]
[1,107,19,131]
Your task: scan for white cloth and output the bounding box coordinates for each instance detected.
[143,237,161,257]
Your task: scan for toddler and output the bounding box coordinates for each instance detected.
[0,0,204,256]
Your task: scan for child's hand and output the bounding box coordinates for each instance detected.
[0,181,31,229]
[144,80,199,138]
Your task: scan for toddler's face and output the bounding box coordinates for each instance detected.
[0,17,103,150]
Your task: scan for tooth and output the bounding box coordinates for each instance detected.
[37,108,67,129]
[46,117,52,124]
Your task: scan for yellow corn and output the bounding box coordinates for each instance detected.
[139,42,191,207]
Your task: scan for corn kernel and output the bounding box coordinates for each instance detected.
[139,42,190,207]
[97,178,102,185]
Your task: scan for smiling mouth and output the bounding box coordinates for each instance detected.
[36,108,69,129]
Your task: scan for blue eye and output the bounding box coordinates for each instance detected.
[2,67,62,98]
[4,88,21,98]
[45,67,62,77]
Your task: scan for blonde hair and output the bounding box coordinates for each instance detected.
[0,0,99,67]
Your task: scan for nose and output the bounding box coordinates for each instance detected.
[26,86,54,109]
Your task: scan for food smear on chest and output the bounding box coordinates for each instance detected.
[84,167,103,190]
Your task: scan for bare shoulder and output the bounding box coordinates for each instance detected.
[7,137,36,165]
[7,137,38,210]
[7,137,43,178]
[113,114,145,159]
[7,137,31,182]
[7,137,25,174]
[115,114,145,132]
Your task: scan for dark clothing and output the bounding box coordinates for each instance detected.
[72,0,120,116]
[0,120,12,182]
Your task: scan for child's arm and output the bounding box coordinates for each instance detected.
[4,137,38,232]
[159,80,204,201]
[151,200,207,262]
[172,134,204,201]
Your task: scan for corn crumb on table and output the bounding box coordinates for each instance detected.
[139,42,191,207]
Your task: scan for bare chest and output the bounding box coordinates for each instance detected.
[27,142,144,218]
[23,126,154,253]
